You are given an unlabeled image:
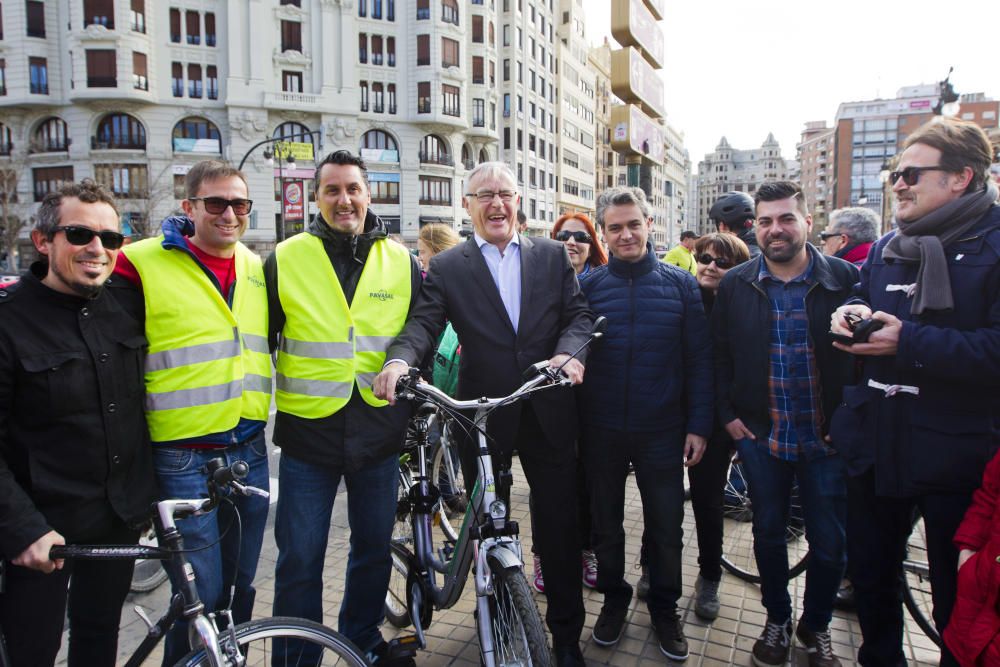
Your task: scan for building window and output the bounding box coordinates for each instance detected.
[185,10,200,44]
[172,117,221,154]
[473,99,485,127]
[29,56,47,94]
[33,166,74,202]
[419,176,451,204]
[187,64,202,98]
[489,60,495,85]
[205,12,216,46]
[417,82,430,113]
[387,83,396,114]
[132,52,148,91]
[387,37,396,66]
[472,56,484,84]
[503,58,509,81]
[130,0,146,33]
[489,22,495,45]
[372,0,382,19]
[359,81,368,111]
[26,0,44,37]
[94,113,146,150]
[0,123,13,155]
[442,84,460,117]
[32,118,69,152]
[416,0,429,20]
[358,0,365,16]
[169,8,180,42]
[419,134,450,164]
[359,33,367,63]
[441,38,459,68]
[281,20,301,52]
[387,0,394,20]
[281,0,302,5]
[416,34,429,66]
[206,65,218,99]
[171,62,183,97]
[441,0,458,25]
[371,35,383,65]
[372,82,384,112]
[370,179,399,204]
[360,128,398,152]
[472,15,483,42]
[283,70,302,93]
[84,0,114,29]
[94,163,148,198]
[0,60,6,96]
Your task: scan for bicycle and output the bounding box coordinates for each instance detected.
[384,320,604,667]
[130,526,169,593]
[42,458,367,666]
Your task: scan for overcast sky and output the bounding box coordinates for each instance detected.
[580,0,998,171]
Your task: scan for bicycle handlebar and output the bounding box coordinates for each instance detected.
[394,361,569,412]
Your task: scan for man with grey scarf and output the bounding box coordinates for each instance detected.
[264,150,422,666]
[829,118,1000,667]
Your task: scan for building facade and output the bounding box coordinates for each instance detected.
[796,120,836,232]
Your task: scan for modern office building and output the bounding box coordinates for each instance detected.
[796,120,836,232]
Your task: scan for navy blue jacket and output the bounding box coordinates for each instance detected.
[579,245,713,435]
[830,204,1000,496]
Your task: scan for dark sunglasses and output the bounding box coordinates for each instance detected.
[888,166,946,187]
[52,226,125,249]
[555,230,592,244]
[696,254,735,269]
[819,231,845,241]
[189,196,254,215]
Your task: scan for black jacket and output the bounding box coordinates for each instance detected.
[264,212,422,471]
[0,266,156,558]
[712,246,859,442]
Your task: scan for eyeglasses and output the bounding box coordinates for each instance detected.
[696,254,735,269]
[819,231,846,241]
[466,190,517,204]
[52,226,126,250]
[188,197,254,215]
[555,230,592,244]
[888,166,946,187]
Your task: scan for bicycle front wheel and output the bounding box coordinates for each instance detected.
[385,462,416,628]
[902,515,942,648]
[478,557,551,667]
[720,461,809,584]
[175,616,368,666]
[130,526,168,593]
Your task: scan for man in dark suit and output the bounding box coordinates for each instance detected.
[373,161,593,666]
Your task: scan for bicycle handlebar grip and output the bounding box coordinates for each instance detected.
[211,459,249,488]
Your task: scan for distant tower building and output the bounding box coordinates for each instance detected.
[797,121,836,231]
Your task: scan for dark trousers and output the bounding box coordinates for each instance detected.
[527,456,592,554]
[686,431,731,582]
[847,469,967,667]
[459,403,584,648]
[582,426,686,617]
[0,521,137,667]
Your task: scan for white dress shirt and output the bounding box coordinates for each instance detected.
[474,232,521,333]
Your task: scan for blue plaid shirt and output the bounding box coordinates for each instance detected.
[758,257,832,461]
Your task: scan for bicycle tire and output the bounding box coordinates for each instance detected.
[478,556,551,667]
[130,527,169,593]
[430,419,466,542]
[902,515,942,648]
[385,464,416,628]
[720,461,809,584]
[174,616,367,666]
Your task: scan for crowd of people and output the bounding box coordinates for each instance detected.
[0,115,997,667]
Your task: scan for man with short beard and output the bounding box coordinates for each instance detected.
[713,181,858,667]
[0,181,155,666]
[829,118,1000,667]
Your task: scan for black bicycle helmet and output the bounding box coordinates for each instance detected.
[709,191,755,229]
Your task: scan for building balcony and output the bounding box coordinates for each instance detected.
[90,136,147,151]
[263,91,322,110]
[70,85,152,104]
[28,137,72,154]
[419,152,454,166]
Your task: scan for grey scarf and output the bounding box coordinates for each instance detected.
[882,181,998,314]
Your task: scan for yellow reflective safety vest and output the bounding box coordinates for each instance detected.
[274,233,411,418]
[125,237,271,442]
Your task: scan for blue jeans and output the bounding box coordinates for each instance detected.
[272,452,398,654]
[736,438,847,631]
[154,433,271,665]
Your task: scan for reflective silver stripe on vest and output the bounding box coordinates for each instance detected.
[242,333,270,355]
[355,335,393,354]
[356,372,379,389]
[145,379,243,412]
[276,373,352,398]
[279,337,353,359]
[145,335,242,373]
[244,373,273,394]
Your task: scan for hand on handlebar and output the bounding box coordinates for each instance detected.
[373,360,410,406]
[16,530,65,573]
[549,354,584,385]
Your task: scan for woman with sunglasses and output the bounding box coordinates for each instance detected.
[685,232,750,619]
[552,212,608,277]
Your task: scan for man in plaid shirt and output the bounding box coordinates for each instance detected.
[712,181,858,667]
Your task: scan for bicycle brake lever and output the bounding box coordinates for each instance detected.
[230,480,270,499]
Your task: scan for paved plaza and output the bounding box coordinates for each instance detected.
[61,451,942,666]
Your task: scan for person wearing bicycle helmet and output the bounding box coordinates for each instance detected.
[709,191,761,258]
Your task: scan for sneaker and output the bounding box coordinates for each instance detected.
[795,620,842,667]
[652,613,689,661]
[367,639,417,667]
[752,618,792,667]
[582,550,598,589]
[592,604,628,646]
[693,575,721,621]
[636,564,650,601]
[532,553,545,594]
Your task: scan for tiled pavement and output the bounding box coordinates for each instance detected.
[63,453,942,666]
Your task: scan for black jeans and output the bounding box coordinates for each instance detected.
[527,456,591,555]
[458,403,584,648]
[582,426,686,617]
[686,430,731,582]
[0,520,137,667]
[847,469,967,667]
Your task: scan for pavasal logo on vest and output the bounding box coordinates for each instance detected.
[247,276,266,289]
[369,289,394,302]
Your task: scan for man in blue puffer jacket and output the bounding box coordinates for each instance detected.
[579,186,713,662]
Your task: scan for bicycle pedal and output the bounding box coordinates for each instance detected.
[387,635,420,658]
